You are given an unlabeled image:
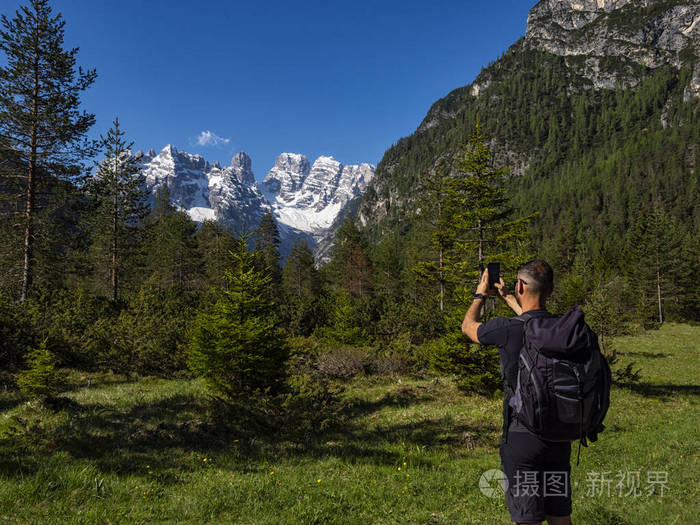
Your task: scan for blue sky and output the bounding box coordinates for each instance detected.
[3,0,535,180]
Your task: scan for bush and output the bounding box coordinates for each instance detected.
[113,279,198,375]
[23,287,118,369]
[0,294,34,370]
[421,327,501,395]
[17,340,65,401]
[315,346,368,380]
[280,373,347,435]
[369,352,414,375]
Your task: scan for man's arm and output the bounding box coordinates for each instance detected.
[494,278,522,315]
[461,269,491,343]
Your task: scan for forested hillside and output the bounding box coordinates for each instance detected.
[359,3,699,325]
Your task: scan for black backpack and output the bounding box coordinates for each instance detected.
[503,306,612,465]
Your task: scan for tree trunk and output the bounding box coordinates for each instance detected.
[21,53,40,302]
[21,147,36,303]
[439,248,444,312]
[656,266,663,325]
[111,161,118,302]
[656,241,663,324]
[477,218,484,270]
[478,218,484,316]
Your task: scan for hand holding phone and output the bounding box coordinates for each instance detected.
[487,262,500,290]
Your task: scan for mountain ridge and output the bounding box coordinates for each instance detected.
[136,144,375,260]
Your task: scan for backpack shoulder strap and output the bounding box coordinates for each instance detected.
[513,311,533,323]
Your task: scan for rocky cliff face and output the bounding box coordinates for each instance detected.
[524,0,699,93]
[262,153,311,203]
[136,145,374,260]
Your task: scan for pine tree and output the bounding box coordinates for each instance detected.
[0,0,96,301]
[329,217,372,299]
[17,339,64,401]
[196,220,238,289]
[146,187,199,290]
[627,200,681,324]
[282,239,317,298]
[188,233,288,398]
[253,211,282,291]
[447,119,535,293]
[84,118,148,301]
[281,239,320,336]
[411,161,454,312]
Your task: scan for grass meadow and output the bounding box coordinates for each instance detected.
[0,323,698,524]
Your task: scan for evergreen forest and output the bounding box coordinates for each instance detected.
[0,0,697,401]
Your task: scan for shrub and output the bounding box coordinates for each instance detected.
[422,328,500,395]
[17,340,65,401]
[113,279,198,375]
[280,373,347,435]
[370,352,414,375]
[315,346,368,380]
[0,294,33,370]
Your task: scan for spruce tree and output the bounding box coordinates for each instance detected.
[329,217,372,299]
[17,339,64,401]
[627,200,681,324]
[447,119,534,290]
[282,239,317,298]
[281,239,320,337]
[188,233,288,398]
[411,162,454,312]
[146,187,199,290]
[0,0,96,301]
[196,220,238,289]
[84,118,148,301]
[253,211,282,292]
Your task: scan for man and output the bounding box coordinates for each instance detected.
[461,260,574,525]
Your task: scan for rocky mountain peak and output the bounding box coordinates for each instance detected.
[527,0,647,33]
[262,153,311,202]
[230,151,255,185]
[524,0,699,93]
[130,145,374,261]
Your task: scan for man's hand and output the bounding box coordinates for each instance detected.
[494,277,508,299]
[476,268,494,296]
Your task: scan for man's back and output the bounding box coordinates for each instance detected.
[478,309,574,524]
[477,309,554,434]
[461,261,575,524]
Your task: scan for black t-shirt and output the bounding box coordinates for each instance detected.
[477,309,553,433]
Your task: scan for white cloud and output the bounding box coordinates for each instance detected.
[196,130,230,147]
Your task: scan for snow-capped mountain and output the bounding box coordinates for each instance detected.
[262,153,374,235]
[135,145,374,260]
[138,145,269,233]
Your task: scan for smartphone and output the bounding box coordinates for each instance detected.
[487,262,500,289]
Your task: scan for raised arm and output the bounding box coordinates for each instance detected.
[461,269,491,343]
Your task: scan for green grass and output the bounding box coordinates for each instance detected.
[0,323,698,524]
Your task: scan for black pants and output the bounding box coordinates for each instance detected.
[499,430,572,523]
